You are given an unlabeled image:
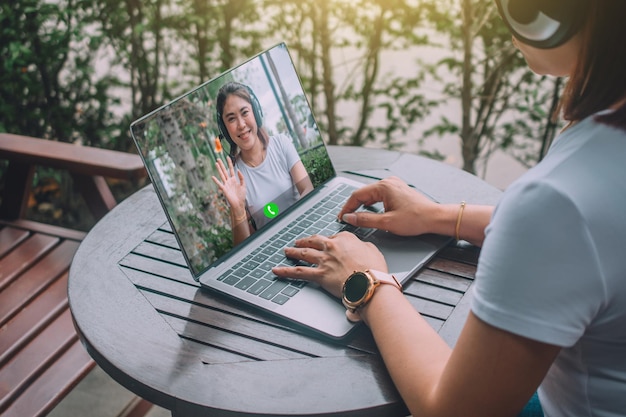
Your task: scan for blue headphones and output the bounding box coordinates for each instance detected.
[216,82,263,156]
[495,0,589,49]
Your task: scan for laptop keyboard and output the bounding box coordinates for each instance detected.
[217,183,376,306]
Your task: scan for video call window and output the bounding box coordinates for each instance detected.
[131,44,335,275]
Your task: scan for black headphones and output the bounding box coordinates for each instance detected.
[495,0,589,49]
[216,82,264,156]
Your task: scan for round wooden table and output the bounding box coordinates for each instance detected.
[69,146,501,417]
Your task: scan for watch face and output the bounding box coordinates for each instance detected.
[344,272,369,303]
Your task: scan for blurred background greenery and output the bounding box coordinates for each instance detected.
[0,0,563,229]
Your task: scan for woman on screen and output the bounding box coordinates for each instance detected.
[212,82,313,245]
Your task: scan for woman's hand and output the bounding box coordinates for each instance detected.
[272,232,387,298]
[212,158,247,218]
[338,176,440,236]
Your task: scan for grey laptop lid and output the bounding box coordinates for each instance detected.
[129,43,450,339]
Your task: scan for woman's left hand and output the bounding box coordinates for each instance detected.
[272,232,388,298]
[212,158,247,215]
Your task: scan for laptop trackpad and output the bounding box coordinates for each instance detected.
[369,231,451,283]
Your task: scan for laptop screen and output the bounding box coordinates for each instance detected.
[130,43,335,276]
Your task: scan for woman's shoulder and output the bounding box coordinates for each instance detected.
[267,133,299,157]
[553,112,626,150]
[269,133,294,148]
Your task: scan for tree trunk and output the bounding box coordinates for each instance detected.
[460,0,478,174]
[352,5,384,146]
[267,53,307,147]
[317,0,339,145]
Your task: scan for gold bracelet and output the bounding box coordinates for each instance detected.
[455,201,466,241]
[233,213,247,225]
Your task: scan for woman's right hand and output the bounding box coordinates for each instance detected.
[212,158,247,218]
[338,176,440,236]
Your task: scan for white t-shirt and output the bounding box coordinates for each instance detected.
[471,115,626,417]
[235,133,301,229]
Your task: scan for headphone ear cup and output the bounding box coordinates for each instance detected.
[496,0,587,49]
[246,86,264,128]
[217,114,236,155]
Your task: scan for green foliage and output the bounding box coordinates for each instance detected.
[2,0,560,184]
[263,0,433,149]
[198,223,233,262]
[184,213,234,273]
[372,74,438,150]
[300,144,335,188]
[0,0,120,146]
[418,0,562,175]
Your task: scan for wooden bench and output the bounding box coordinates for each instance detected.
[0,133,152,417]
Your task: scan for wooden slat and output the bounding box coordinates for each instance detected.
[0,340,94,417]
[0,309,77,410]
[422,315,445,331]
[413,268,473,293]
[0,226,30,258]
[145,228,179,249]
[404,281,463,306]
[72,173,117,220]
[0,133,146,181]
[0,273,69,366]
[1,219,86,241]
[142,289,354,361]
[0,234,59,292]
[131,241,186,267]
[0,134,153,417]
[0,240,79,327]
[426,257,477,280]
[121,249,458,352]
[438,243,481,265]
[120,264,374,355]
[404,293,454,320]
[161,316,259,364]
[120,253,197,286]
[162,313,304,362]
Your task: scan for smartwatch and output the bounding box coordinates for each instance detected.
[341,269,402,314]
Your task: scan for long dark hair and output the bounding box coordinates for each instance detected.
[216,82,269,160]
[560,1,626,130]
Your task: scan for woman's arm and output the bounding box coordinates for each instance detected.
[212,158,253,245]
[290,160,314,197]
[361,287,560,417]
[273,232,561,417]
[229,208,252,245]
[338,177,494,247]
[427,202,494,247]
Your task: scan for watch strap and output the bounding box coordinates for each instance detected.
[343,269,402,322]
[369,269,402,290]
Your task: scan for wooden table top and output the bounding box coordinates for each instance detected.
[68,146,502,417]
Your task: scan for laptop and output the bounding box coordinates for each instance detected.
[128,42,450,339]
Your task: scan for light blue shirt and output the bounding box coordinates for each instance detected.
[472,115,626,417]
